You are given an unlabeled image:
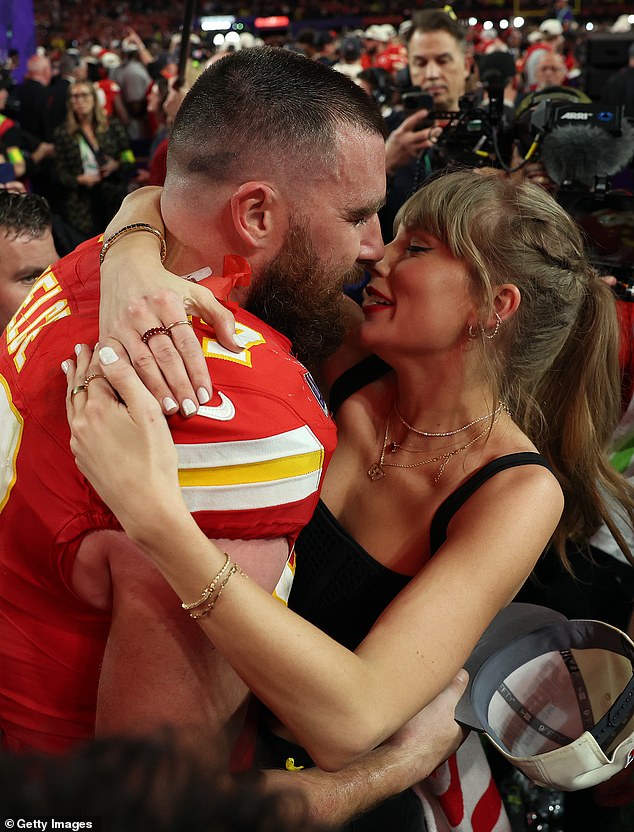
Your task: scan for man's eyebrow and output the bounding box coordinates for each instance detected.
[414,51,454,61]
[346,198,386,218]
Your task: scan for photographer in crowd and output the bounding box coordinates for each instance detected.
[380,10,473,238]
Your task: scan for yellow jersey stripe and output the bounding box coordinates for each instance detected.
[178,449,323,487]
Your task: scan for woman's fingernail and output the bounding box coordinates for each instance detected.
[197,387,210,404]
[74,343,82,356]
[182,398,197,416]
[162,397,179,414]
[182,265,212,282]
[61,360,70,374]
[99,346,119,365]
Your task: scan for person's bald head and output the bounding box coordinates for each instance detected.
[26,54,52,85]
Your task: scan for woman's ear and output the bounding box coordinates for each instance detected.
[230,182,281,250]
[492,284,521,325]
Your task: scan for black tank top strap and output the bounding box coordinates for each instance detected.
[429,452,553,555]
[329,354,391,416]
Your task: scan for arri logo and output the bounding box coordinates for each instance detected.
[560,111,591,120]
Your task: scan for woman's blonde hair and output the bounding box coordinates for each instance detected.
[397,170,634,565]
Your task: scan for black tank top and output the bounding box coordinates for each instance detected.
[289,356,552,649]
[289,454,551,650]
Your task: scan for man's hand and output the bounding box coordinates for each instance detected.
[382,668,468,779]
[385,110,443,175]
[262,670,468,827]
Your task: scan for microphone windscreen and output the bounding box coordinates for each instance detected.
[541,120,634,187]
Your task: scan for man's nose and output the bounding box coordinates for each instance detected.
[358,215,385,266]
[423,61,441,79]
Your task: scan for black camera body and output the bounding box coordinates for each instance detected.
[401,89,434,112]
[426,93,514,169]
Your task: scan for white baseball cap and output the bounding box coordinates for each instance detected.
[539,19,564,36]
[456,603,634,791]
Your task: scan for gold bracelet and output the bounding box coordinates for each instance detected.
[99,223,167,265]
[188,563,243,620]
[181,553,232,611]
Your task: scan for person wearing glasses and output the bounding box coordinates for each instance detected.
[53,81,135,240]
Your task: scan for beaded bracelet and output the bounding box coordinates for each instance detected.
[188,563,243,620]
[99,222,167,265]
[181,553,231,611]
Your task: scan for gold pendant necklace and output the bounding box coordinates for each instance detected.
[367,411,501,484]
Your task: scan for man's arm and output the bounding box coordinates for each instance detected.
[75,531,287,750]
[262,672,467,827]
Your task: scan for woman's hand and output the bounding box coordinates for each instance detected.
[99,188,240,417]
[63,341,186,541]
[77,173,101,187]
[99,156,119,178]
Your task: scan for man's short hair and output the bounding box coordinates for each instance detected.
[0,191,52,238]
[406,10,467,52]
[168,46,387,184]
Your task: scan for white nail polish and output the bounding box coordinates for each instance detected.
[182,398,197,416]
[74,344,82,356]
[99,346,119,365]
[163,397,178,413]
[197,387,210,404]
[61,360,70,374]
[182,266,212,282]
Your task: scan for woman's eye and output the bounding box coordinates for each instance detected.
[406,245,432,254]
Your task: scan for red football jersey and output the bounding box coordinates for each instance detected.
[0,237,336,752]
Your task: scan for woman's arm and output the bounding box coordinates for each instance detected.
[98,186,240,414]
[65,343,563,770]
[53,129,84,190]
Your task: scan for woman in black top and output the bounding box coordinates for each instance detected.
[67,171,634,828]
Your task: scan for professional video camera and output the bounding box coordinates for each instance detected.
[515,89,634,298]
[401,58,634,294]
[406,51,518,170]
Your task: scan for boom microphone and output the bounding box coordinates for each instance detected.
[540,119,634,188]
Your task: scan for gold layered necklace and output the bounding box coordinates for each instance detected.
[367,404,506,484]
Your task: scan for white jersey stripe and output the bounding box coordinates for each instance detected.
[175,425,323,469]
[182,469,322,513]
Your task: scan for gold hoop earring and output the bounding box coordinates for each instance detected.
[483,312,502,340]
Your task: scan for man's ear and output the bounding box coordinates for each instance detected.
[464,52,474,82]
[230,182,282,250]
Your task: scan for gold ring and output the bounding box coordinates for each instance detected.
[84,372,106,386]
[165,320,193,334]
[141,326,168,345]
[71,384,87,401]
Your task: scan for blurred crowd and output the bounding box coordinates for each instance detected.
[1,7,632,245]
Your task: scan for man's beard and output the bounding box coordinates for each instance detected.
[246,218,363,367]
